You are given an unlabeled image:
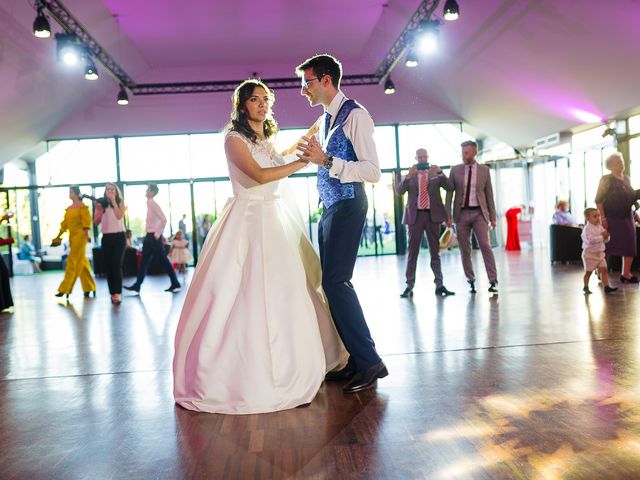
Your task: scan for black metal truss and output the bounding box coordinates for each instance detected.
[132,74,380,95]
[40,0,136,87]
[38,0,441,97]
[374,0,441,80]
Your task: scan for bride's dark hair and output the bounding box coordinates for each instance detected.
[226,79,278,143]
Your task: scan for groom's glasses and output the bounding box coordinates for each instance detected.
[301,77,319,89]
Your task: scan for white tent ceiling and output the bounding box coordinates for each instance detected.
[1,0,640,165]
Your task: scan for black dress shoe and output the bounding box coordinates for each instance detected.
[55,291,69,299]
[488,282,498,293]
[435,286,455,296]
[583,286,592,295]
[468,281,477,294]
[400,287,413,298]
[124,284,140,293]
[605,286,618,293]
[343,362,388,394]
[165,283,182,293]
[325,363,357,381]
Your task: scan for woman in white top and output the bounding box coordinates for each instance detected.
[94,182,127,305]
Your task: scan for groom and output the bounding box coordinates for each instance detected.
[296,54,388,394]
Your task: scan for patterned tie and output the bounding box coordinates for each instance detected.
[417,171,430,209]
[463,165,472,208]
[323,112,332,140]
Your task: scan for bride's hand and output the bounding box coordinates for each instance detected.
[280,122,320,157]
[307,124,319,138]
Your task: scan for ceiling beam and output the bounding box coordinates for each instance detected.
[38,0,441,96]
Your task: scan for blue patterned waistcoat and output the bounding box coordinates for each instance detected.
[318,99,365,209]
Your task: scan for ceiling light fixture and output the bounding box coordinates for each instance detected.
[417,20,440,55]
[84,57,99,80]
[33,7,51,38]
[405,47,418,67]
[55,33,83,66]
[443,0,460,21]
[384,77,396,94]
[117,85,129,105]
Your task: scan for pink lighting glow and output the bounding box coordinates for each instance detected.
[570,109,603,124]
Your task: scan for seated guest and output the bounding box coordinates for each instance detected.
[552,200,578,226]
[18,234,42,272]
[125,229,135,249]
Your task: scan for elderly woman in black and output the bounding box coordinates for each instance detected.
[595,152,638,283]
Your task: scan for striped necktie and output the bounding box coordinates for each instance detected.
[418,171,430,209]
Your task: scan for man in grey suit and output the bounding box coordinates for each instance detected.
[397,148,455,297]
[445,140,498,293]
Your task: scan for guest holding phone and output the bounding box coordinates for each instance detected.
[396,148,455,297]
[94,182,127,305]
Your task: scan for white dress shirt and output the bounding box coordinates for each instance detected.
[317,91,381,184]
[581,223,609,253]
[146,198,167,235]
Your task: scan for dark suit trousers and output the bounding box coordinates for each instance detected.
[102,232,126,294]
[135,233,179,287]
[318,195,381,372]
[406,210,443,289]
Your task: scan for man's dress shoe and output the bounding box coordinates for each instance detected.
[343,362,388,394]
[325,363,357,381]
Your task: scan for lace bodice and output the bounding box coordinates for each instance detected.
[225,131,285,196]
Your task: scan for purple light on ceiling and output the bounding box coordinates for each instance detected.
[509,78,606,125]
[569,108,603,124]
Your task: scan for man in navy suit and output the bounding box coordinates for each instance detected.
[296,54,387,394]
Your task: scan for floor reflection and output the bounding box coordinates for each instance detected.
[2,249,640,478]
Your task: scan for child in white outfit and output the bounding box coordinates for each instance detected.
[169,231,193,273]
[581,208,617,294]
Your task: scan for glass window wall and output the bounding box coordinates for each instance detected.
[629,114,640,136]
[37,139,116,185]
[630,137,640,183]
[119,135,189,182]
[397,124,462,168]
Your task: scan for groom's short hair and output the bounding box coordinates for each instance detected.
[296,54,342,89]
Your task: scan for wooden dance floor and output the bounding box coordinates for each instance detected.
[1,248,640,479]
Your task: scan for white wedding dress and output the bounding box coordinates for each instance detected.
[173,131,346,414]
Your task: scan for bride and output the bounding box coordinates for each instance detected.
[173,79,346,414]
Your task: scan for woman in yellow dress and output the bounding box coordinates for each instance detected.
[53,186,96,299]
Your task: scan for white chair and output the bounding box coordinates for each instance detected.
[11,250,34,275]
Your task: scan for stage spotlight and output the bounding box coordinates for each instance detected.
[33,8,51,38]
[417,20,440,55]
[55,33,83,66]
[384,77,396,95]
[117,85,129,105]
[443,0,460,21]
[84,58,99,80]
[405,47,418,67]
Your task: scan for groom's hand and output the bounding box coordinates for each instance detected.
[297,136,328,166]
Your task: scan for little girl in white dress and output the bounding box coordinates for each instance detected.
[169,231,193,273]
